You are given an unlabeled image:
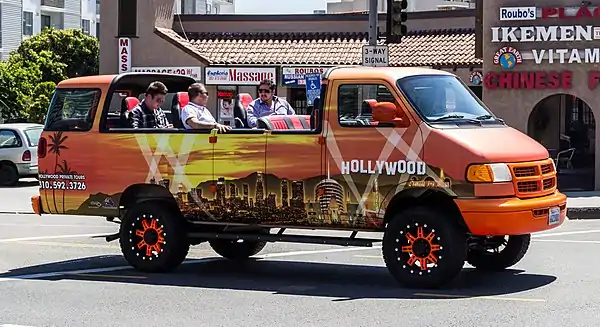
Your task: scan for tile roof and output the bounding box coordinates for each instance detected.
[156,28,481,67]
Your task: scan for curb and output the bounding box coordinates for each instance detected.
[567,207,600,220]
[0,211,34,215]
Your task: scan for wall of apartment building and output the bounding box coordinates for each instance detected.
[81,0,99,36]
[64,0,81,30]
[1,0,23,60]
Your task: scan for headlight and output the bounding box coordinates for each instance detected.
[466,163,513,183]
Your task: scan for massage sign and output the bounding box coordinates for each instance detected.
[485,5,600,90]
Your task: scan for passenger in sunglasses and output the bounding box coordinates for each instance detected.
[246,79,295,128]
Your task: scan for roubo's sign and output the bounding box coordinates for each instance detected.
[500,7,537,21]
[206,67,276,85]
[484,71,573,90]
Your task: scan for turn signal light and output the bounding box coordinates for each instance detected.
[466,163,513,183]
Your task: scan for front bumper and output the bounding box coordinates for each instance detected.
[455,191,567,235]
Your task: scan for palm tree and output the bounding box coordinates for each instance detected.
[57,160,77,213]
[47,131,68,213]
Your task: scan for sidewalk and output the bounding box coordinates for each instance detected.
[1,181,600,219]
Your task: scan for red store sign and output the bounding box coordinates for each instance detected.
[541,6,600,19]
[484,71,573,90]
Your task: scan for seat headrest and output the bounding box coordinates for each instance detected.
[124,97,140,111]
[238,93,253,108]
[175,92,189,109]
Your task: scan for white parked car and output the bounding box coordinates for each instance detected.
[0,123,43,186]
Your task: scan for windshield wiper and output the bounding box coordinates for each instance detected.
[475,114,505,123]
[431,114,465,121]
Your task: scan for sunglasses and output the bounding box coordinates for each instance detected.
[258,88,272,93]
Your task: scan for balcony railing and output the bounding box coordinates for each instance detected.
[41,0,65,9]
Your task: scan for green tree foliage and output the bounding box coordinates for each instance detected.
[0,28,98,123]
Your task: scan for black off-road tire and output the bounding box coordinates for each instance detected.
[466,234,531,271]
[0,163,18,186]
[382,206,467,289]
[119,201,190,272]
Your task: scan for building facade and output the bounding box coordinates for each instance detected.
[482,0,600,191]
[2,0,100,60]
[174,0,235,15]
[326,0,475,14]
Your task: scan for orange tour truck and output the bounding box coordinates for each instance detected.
[31,66,566,289]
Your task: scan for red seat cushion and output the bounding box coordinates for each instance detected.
[239,93,253,108]
[257,115,311,130]
[125,97,140,111]
[176,92,189,109]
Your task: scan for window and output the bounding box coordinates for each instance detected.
[118,0,137,36]
[81,19,90,35]
[337,84,397,127]
[96,22,100,39]
[41,15,51,30]
[0,130,22,149]
[397,75,493,122]
[24,127,43,147]
[44,89,101,131]
[23,11,34,36]
[182,0,196,13]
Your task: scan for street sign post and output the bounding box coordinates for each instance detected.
[362,45,389,67]
[304,73,321,106]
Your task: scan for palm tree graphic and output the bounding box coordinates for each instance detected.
[39,168,52,212]
[48,131,68,213]
[57,159,77,213]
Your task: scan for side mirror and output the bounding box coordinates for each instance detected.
[372,101,410,127]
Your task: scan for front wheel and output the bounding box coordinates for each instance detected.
[119,202,190,272]
[466,234,531,271]
[382,206,467,289]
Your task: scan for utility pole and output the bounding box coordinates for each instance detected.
[368,0,378,46]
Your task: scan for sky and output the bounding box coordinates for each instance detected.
[234,0,328,14]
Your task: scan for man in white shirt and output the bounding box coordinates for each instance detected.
[180,82,231,133]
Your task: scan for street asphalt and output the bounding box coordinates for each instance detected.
[0,180,599,326]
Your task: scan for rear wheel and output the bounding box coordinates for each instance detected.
[0,163,18,186]
[382,206,467,289]
[466,234,531,271]
[119,201,190,272]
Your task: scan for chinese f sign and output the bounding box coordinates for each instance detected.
[500,7,536,20]
[118,38,131,74]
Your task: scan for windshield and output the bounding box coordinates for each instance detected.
[24,127,42,147]
[397,75,495,122]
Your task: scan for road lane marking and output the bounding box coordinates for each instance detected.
[0,223,111,228]
[532,229,600,238]
[413,293,545,302]
[354,255,381,259]
[71,273,147,279]
[534,239,600,244]
[0,233,110,243]
[0,246,382,281]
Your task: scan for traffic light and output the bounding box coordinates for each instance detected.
[386,0,408,43]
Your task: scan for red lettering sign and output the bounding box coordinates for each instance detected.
[484,71,573,90]
[217,90,234,98]
[588,71,600,90]
[228,69,275,82]
[541,6,600,19]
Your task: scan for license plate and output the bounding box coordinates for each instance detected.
[548,206,561,226]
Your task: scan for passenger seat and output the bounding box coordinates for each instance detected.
[257,115,311,130]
